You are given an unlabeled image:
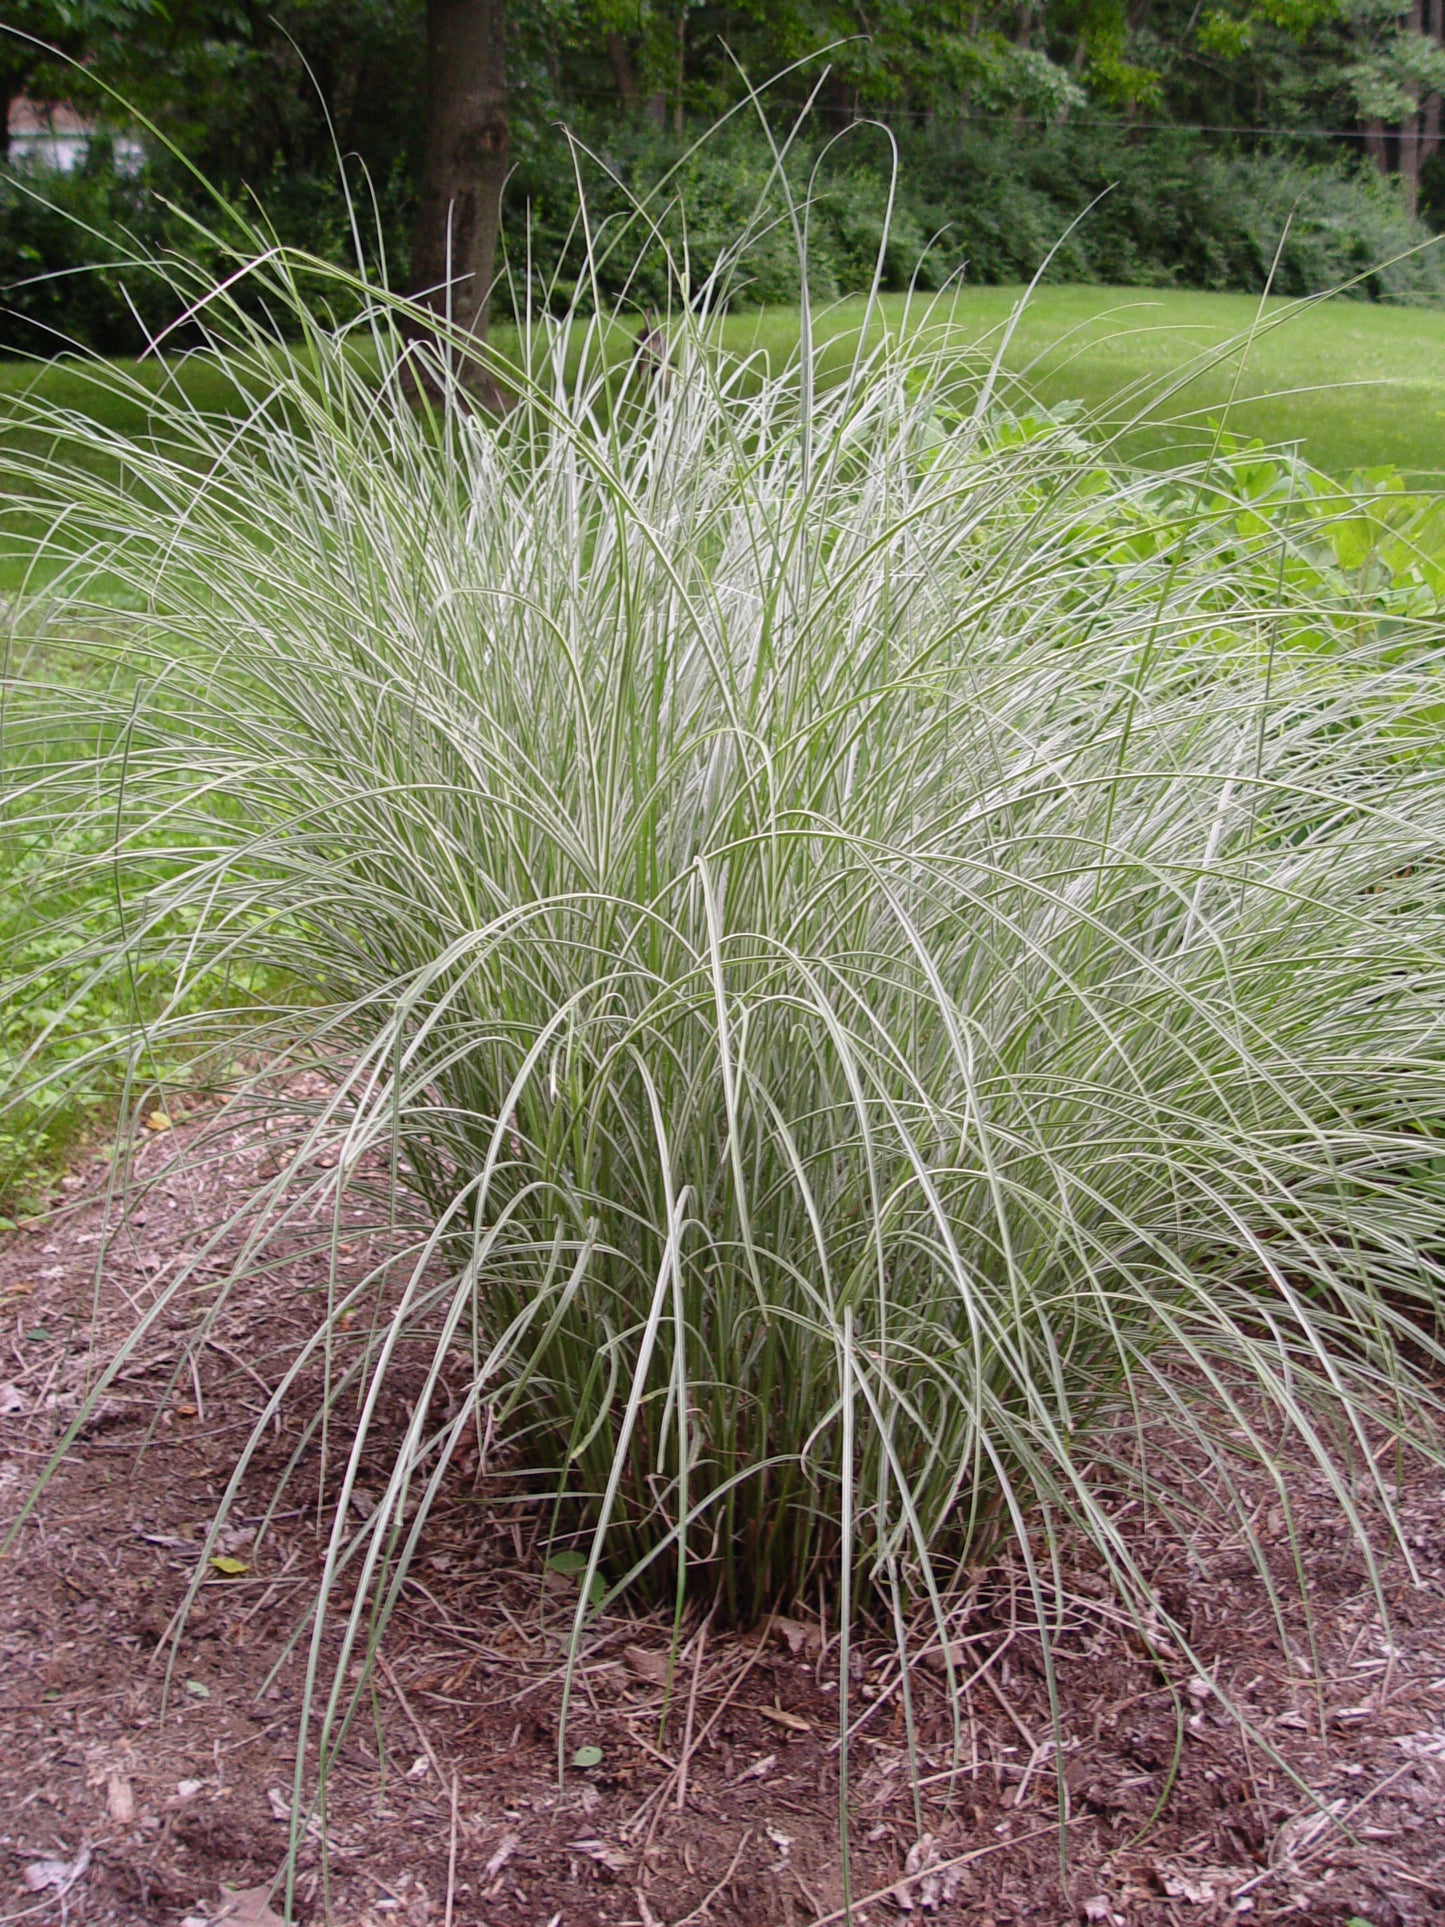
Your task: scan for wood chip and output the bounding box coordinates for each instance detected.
[624,1644,670,1686]
[753,1703,810,1732]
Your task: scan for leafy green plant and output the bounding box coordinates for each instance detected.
[4,168,1445,1900]
[9,114,1444,360]
[0,622,295,1212]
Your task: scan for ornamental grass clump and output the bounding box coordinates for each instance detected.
[5,187,1445,1790]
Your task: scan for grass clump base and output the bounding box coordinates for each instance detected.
[4,183,1445,1865]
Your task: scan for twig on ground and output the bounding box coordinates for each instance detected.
[675,1617,710,1810]
[444,1767,460,1927]
[623,1616,774,1840]
[674,1829,752,1927]
[978,1656,1039,1753]
[805,1824,1061,1927]
[377,1649,446,1785]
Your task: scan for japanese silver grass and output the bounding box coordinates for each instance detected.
[5,217,1445,1837]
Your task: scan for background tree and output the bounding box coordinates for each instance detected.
[409,0,509,379]
[1,1,160,148]
[6,0,1445,360]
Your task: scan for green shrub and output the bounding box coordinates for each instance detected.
[6,118,1441,358]
[504,118,1445,311]
[0,152,181,356]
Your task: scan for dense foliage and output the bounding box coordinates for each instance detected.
[3,118,1443,356]
[2,0,1444,351]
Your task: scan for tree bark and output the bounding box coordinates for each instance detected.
[1364,116,1389,177]
[1398,0,1424,217]
[608,32,640,112]
[1400,112,1421,217]
[409,0,509,395]
[1424,0,1443,167]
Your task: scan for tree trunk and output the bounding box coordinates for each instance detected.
[1400,113,1421,217]
[608,32,640,113]
[1398,0,1424,217]
[1424,0,1443,167]
[1365,116,1389,177]
[410,0,509,397]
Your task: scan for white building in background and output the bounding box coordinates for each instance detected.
[7,98,145,176]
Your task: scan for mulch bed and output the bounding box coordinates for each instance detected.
[2,1108,1443,1926]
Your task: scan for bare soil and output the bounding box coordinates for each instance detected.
[2,1111,1443,1927]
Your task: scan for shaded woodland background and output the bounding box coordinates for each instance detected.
[3,0,1445,352]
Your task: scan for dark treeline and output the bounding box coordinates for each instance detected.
[3,0,1444,353]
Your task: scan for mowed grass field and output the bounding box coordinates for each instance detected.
[725,285,1445,482]
[1,281,1443,591]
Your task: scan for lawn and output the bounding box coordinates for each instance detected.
[2,284,1443,592]
[726,285,1445,482]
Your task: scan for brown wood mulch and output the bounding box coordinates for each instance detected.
[1,1107,1443,1927]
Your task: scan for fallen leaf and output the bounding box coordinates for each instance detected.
[567,1837,629,1873]
[210,1883,287,1926]
[185,1678,212,1698]
[1082,1900,1111,1925]
[266,1786,289,1821]
[177,1778,204,1799]
[1158,1863,1253,1905]
[406,1755,430,1780]
[0,1383,24,1417]
[210,1555,249,1577]
[23,1847,91,1894]
[107,1772,135,1823]
[145,1111,173,1133]
[732,1752,776,1784]
[624,1644,669,1685]
[770,1614,821,1656]
[896,1834,965,1914]
[920,1640,969,1676]
[484,1831,520,1879]
[1269,1802,1345,1865]
[572,1743,604,1769]
[754,1702,810,1732]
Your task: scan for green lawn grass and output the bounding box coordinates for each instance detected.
[2,285,1442,597]
[725,287,1445,484]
